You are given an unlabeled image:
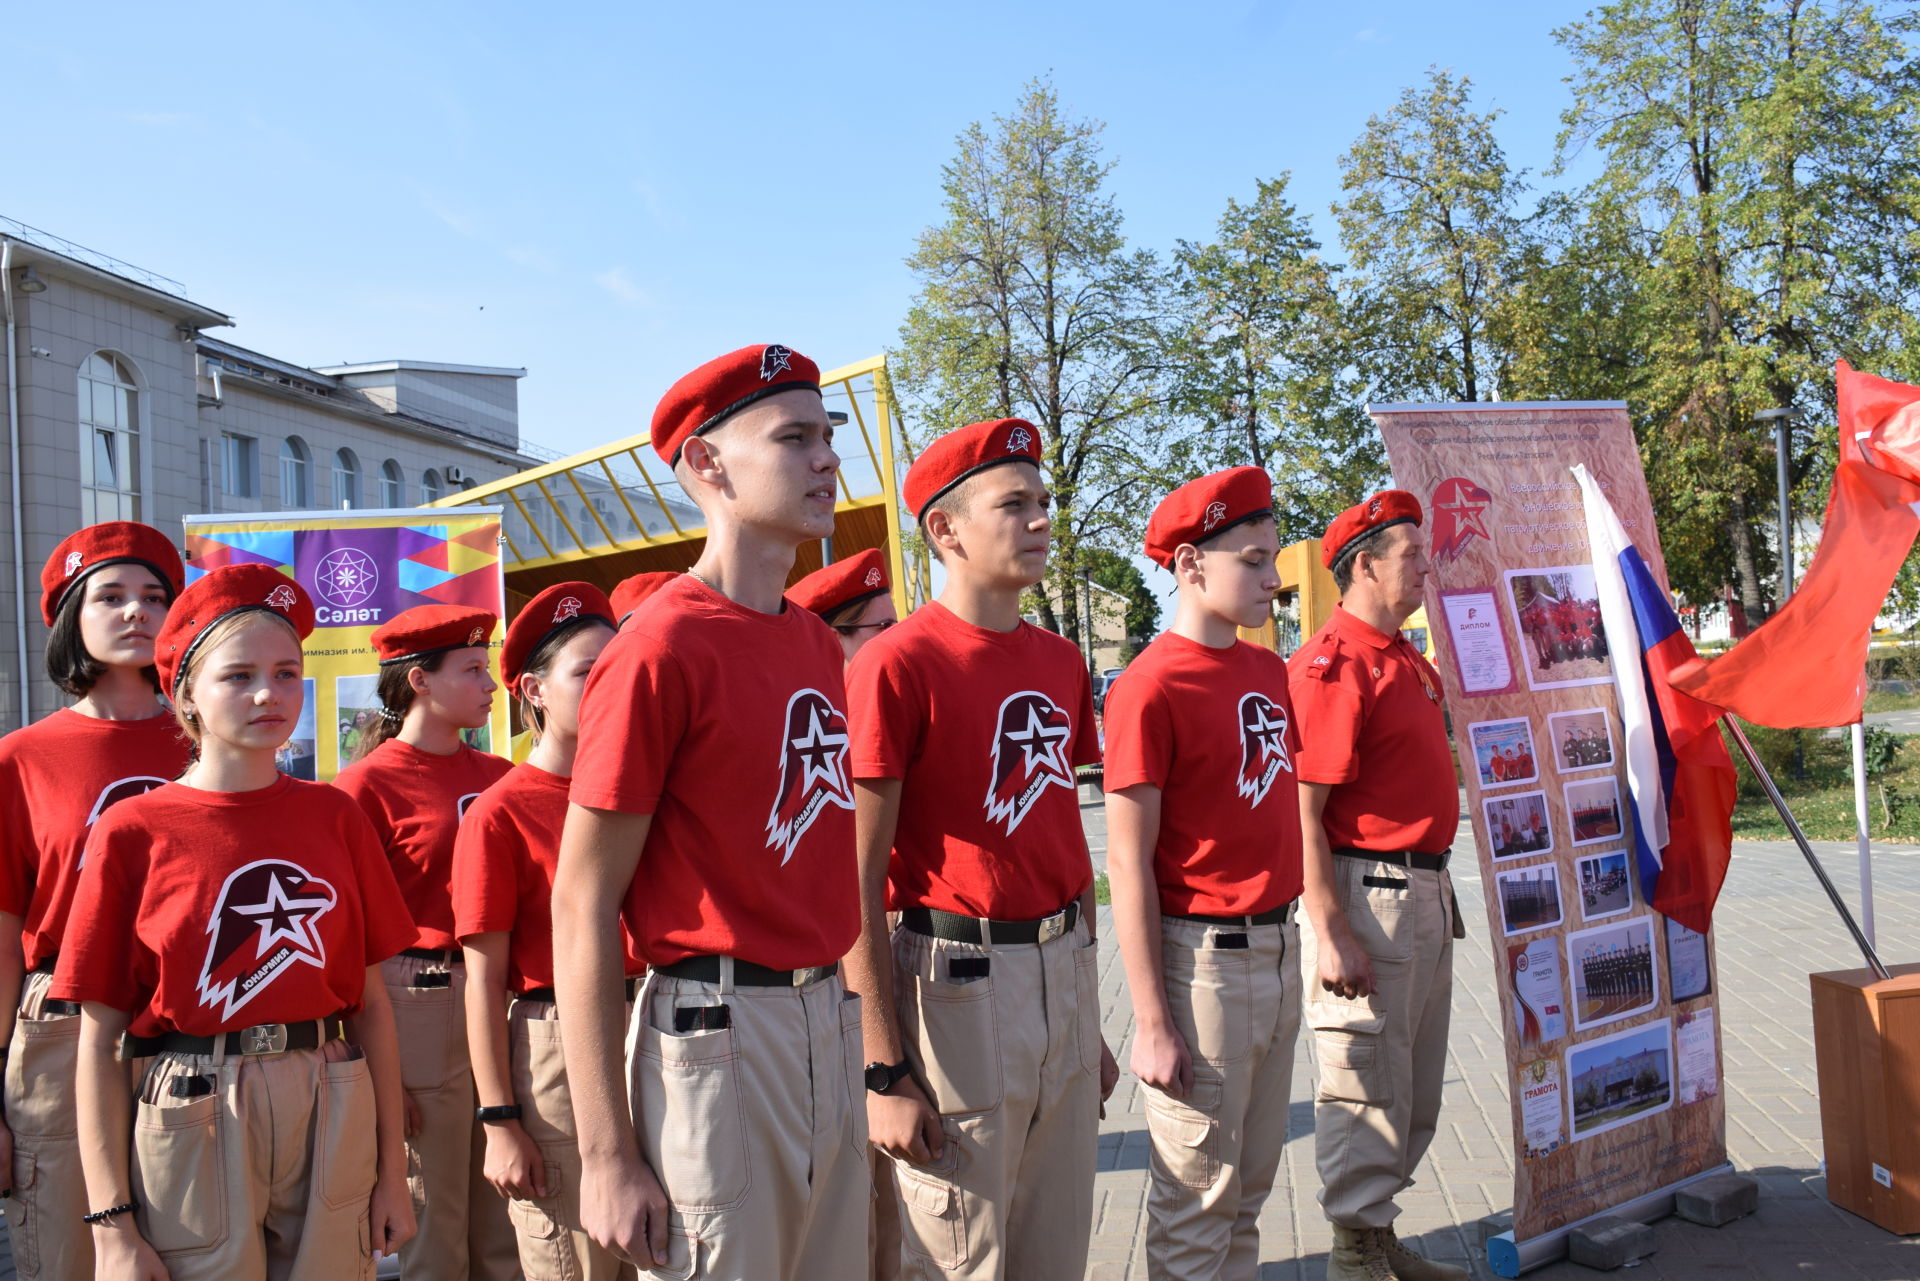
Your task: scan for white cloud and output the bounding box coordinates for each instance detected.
[594,266,651,308]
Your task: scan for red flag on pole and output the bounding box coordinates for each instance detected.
[1672,362,1920,726]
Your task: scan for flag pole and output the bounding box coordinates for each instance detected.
[1723,718,1890,979]
[1853,720,1877,948]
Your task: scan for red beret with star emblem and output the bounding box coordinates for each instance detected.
[1142,467,1274,568]
[1322,489,1423,568]
[155,565,314,698]
[788,548,890,617]
[649,344,822,466]
[502,582,614,688]
[610,571,680,626]
[40,521,184,626]
[903,418,1044,522]
[371,604,499,665]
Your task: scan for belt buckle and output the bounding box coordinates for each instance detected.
[1037,911,1067,944]
[244,1024,288,1055]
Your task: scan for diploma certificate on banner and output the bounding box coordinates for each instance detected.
[1439,588,1519,696]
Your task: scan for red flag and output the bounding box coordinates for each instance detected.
[1672,362,1920,727]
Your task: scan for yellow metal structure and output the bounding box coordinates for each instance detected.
[1255,536,1435,661]
[429,355,919,614]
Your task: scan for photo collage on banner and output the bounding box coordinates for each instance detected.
[1373,405,1726,1245]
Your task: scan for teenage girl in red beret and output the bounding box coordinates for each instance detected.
[0,523,190,1281]
[55,565,416,1280]
[333,604,516,1281]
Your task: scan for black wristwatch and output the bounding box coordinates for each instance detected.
[476,1104,523,1124]
[864,1060,911,1094]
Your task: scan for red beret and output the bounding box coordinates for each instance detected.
[903,418,1044,521]
[503,582,614,688]
[789,548,889,616]
[1143,467,1274,568]
[156,565,314,698]
[371,604,499,665]
[1322,489,1424,568]
[41,521,184,627]
[611,571,679,625]
[650,344,822,465]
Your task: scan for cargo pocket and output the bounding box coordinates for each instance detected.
[640,1215,700,1280]
[898,968,1001,1115]
[1308,997,1392,1107]
[1143,1076,1222,1190]
[1343,862,1418,964]
[1074,943,1104,1077]
[637,1018,750,1212]
[1163,944,1250,1065]
[893,1140,968,1271]
[516,1016,576,1146]
[4,1149,38,1277]
[131,1091,228,1256]
[506,1162,571,1280]
[316,1054,378,1212]
[6,1012,80,1139]
[387,979,454,1093]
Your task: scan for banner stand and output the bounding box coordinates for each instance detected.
[1487,1161,1735,1276]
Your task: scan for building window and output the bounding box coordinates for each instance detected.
[78,352,140,522]
[221,433,257,498]
[421,469,443,504]
[281,437,312,507]
[334,448,361,510]
[380,459,404,508]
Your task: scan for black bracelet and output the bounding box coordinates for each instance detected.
[82,1200,137,1225]
[476,1103,522,1124]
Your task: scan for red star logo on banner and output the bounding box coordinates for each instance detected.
[1430,476,1493,563]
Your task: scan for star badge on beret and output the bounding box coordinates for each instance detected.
[266,584,298,611]
[1007,424,1034,453]
[760,344,794,381]
[554,596,582,623]
[467,626,486,646]
[1203,501,1228,532]
[864,567,884,588]
[64,551,83,578]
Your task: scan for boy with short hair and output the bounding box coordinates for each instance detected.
[1104,467,1304,1281]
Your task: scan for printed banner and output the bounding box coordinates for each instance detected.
[1370,404,1726,1243]
[182,508,509,780]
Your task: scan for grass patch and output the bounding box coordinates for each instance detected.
[1865,689,1920,715]
[1730,722,1920,843]
[1092,872,1111,905]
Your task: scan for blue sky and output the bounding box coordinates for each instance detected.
[4,0,1597,459]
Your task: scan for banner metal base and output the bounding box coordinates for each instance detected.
[1485,1161,1736,1277]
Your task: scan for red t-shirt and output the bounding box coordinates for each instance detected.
[52,776,416,1038]
[846,601,1100,921]
[333,739,513,951]
[0,709,192,969]
[452,763,645,992]
[1102,633,1302,916]
[570,575,858,971]
[1289,605,1460,854]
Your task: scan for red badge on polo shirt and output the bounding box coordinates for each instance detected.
[197,859,337,1021]
[903,418,1044,521]
[1143,467,1274,567]
[40,521,184,625]
[372,604,498,664]
[985,690,1077,834]
[1322,489,1424,567]
[766,688,855,862]
[156,566,316,697]
[611,572,679,625]
[789,548,890,616]
[650,344,823,465]
[503,582,612,687]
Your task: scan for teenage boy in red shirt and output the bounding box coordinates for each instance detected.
[552,345,865,1281]
[1104,467,1302,1281]
[844,417,1116,1280]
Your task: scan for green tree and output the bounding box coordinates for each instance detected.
[1083,547,1162,651]
[1166,176,1385,544]
[893,80,1166,653]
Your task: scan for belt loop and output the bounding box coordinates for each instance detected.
[210,1032,227,1069]
[979,917,994,948]
[717,956,736,996]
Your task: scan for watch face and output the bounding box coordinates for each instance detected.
[865,1063,891,1093]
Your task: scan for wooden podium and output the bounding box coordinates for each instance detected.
[1811,962,1920,1232]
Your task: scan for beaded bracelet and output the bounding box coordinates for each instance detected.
[82,1200,137,1225]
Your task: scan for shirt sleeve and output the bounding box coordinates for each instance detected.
[345,803,417,965]
[1071,663,1102,769]
[570,631,689,814]
[1289,656,1366,786]
[451,797,518,940]
[846,643,923,781]
[48,817,145,1011]
[0,755,31,917]
[1101,672,1169,792]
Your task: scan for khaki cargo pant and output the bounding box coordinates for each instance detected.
[1,970,89,1281]
[626,964,869,1281]
[506,995,635,1281]
[1299,857,1460,1228]
[383,952,519,1281]
[1143,915,1302,1281]
[878,916,1103,1280]
[129,1035,377,1280]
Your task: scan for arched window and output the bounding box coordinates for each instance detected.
[280,437,312,507]
[78,352,140,521]
[380,459,404,508]
[334,448,361,509]
[421,469,443,504]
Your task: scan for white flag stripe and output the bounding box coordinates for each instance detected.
[1572,464,1669,863]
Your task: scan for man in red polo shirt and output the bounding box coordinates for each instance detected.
[551,345,866,1280]
[1289,492,1468,1281]
[843,417,1116,1280]
[1104,467,1303,1281]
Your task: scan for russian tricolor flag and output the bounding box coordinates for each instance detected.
[1574,465,1738,934]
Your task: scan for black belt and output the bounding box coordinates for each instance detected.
[29,957,56,976]
[401,947,462,965]
[1169,901,1294,928]
[654,957,838,988]
[899,900,1081,946]
[1334,846,1450,872]
[127,1016,345,1059]
[518,978,642,1004]
[40,999,80,1017]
